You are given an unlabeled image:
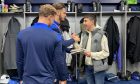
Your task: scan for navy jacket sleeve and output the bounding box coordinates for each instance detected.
[62,38,75,47]
[54,40,68,80]
[65,47,73,53]
[16,35,24,80]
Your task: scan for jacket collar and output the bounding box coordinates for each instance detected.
[54,20,60,26]
[33,23,52,31]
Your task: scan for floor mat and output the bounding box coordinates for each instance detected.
[67,80,140,84]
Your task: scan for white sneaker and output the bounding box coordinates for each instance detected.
[0,74,10,83]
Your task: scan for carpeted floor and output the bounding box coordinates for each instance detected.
[67,80,140,84]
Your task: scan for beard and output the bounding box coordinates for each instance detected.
[60,15,66,21]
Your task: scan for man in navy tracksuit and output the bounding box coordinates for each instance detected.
[52,3,80,53]
[16,5,67,84]
[29,3,80,83]
[51,4,80,81]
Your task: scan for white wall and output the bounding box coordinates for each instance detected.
[0,13,140,76]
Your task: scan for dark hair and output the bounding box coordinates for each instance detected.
[80,18,84,24]
[84,14,96,25]
[60,18,70,32]
[52,3,65,10]
[31,16,39,26]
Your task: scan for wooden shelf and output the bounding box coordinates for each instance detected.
[25,12,77,14]
[102,11,125,14]
[66,12,76,14]
[0,12,23,15]
[81,12,100,14]
[0,11,139,15]
[127,11,140,14]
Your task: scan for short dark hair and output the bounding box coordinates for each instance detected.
[84,14,96,25]
[52,3,65,10]
[80,18,84,24]
[31,16,39,26]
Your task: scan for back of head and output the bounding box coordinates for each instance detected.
[39,4,57,17]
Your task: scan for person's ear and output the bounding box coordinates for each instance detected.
[47,15,51,20]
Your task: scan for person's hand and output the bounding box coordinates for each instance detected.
[20,81,23,84]
[71,33,77,38]
[59,80,67,84]
[84,51,91,57]
[71,33,80,42]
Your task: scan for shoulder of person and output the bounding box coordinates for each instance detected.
[95,28,104,36]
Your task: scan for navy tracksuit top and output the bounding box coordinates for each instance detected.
[16,23,68,84]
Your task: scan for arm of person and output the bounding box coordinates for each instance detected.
[62,33,80,48]
[91,35,109,60]
[16,35,24,81]
[54,40,68,82]
[62,39,75,47]
[65,47,73,53]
